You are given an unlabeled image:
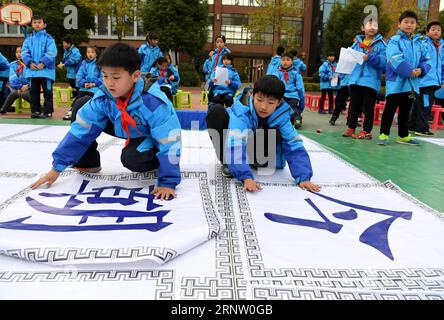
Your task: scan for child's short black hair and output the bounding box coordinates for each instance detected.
[289,49,298,57]
[277,46,285,56]
[31,15,45,23]
[63,37,73,45]
[86,45,99,55]
[98,43,141,75]
[399,10,418,23]
[253,75,285,101]
[327,51,336,57]
[427,21,442,31]
[147,32,159,42]
[215,35,226,43]
[156,56,168,65]
[222,53,234,62]
[282,52,294,60]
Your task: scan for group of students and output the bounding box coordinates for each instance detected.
[202,35,308,131]
[11,14,317,198]
[31,42,321,199]
[320,10,444,146]
[0,17,180,120]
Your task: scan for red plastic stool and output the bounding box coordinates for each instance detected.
[430,106,444,130]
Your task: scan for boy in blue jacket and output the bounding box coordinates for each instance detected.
[269,53,305,128]
[0,50,9,111]
[138,32,163,73]
[75,46,102,98]
[0,47,31,114]
[206,75,320,193]
[378,11,429,146]
[32,43,182,201]
[21,15,57,118]
[209,53,241,108]
[266,46,285,75]
[290,49,307,74]
[318,52,337,114]
[149,56,178,103]
[409,21,444,136]
[58,37,82,98]
[342,19,386,139]
[63,46,101,121]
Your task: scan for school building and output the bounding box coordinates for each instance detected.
[0,0,441,79]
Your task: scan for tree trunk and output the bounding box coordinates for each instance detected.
[174,49,179,66]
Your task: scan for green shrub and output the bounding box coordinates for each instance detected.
[303,76,314,83]
[178,63,201,87]
[304,82,321,92]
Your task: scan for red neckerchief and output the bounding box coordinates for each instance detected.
[359,41,373,54]
[214,50,221,70]
[160,67,166,77]
[278,67,289,83]
[116,86,139,147]
[433,40,441,54]
[330,63,335,73]
[15,60,25,76]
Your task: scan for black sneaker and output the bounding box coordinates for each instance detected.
[293,119,302,129]
[43,113,53,118]
[221,165,232,178]
[31,112,42,119]
[414,131,434,136]
[329,115,338,126]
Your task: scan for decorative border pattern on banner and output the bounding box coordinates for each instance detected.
[0,171,221,264]
[0,270,175,299]
[181,165,246,300]
[233,181,444,298]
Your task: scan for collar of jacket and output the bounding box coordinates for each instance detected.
[247,96,292,128]
[279,65,295,71]
[426,36,443,46]
[356,34,383,46]
[32,29,46,36]
[98,78,144,111]
[397,30,417,41]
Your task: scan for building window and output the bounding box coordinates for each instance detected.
[321,0,347,25]
[418,0,430,21]
[97,14,109,36]
[207,13,214,43]
[221,0,263,6]
[281,16,304,47]
[221,13,273,45]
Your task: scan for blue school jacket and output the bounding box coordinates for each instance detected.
[63,45,82,79]
[76,58,102,94]
[226,97,313,184]
[271,65,304,100]
[419,37,444,88]
[319,60,338,90]
[149,65,180,95]
[9,60,28,90]
[138,43,163,73]
[209,65,241,96]
[293,58,307,73]
[203,57,213,82]
[51,78,182,189]
[210,47,231,70]
[21,29,58,81]
[266,55,282,75]
[0,52,8,78]
[348,34,387,93]
[386,31,430,96]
